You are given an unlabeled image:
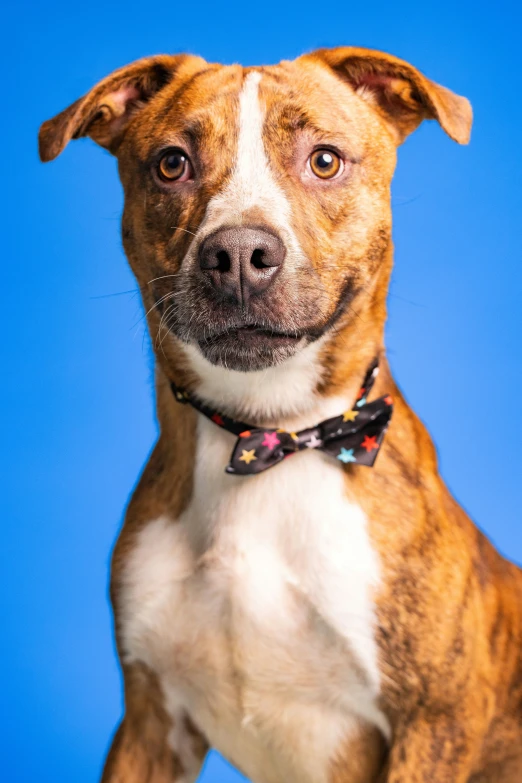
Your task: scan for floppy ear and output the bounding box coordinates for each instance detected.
[38,54,206,162]
[303,47,472,145]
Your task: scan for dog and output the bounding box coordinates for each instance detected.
[39,47,522,783]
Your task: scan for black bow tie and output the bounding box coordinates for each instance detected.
[171,359,393,476]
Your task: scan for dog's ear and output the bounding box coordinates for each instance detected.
[39,54,206,162]
[304,47,472,145]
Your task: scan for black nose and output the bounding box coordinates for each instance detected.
[198,226,286,305]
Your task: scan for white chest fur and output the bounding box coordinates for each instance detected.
[121,416,389,783]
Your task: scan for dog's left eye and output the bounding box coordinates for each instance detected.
[157,149,192,182]
[308,149,342,180]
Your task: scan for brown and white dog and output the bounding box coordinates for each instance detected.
[39,48,522,783]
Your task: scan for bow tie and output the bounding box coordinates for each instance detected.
[171,359,393,476]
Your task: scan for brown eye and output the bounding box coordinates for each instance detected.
[309,149,342,179]
[157,149,192,182]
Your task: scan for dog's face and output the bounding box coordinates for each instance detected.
[40,49,471,372]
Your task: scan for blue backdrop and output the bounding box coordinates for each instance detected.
[2,1,520,781]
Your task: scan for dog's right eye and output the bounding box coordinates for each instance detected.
[157,149,192,182]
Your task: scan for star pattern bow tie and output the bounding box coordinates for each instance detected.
[171,359,393,476]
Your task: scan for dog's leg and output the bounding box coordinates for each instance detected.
[379,713,481,783]
[101,663,208,783]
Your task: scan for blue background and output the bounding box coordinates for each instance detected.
[2,1,520,780]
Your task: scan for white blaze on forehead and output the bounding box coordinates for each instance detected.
[199,70,295,235]
[231,70,291,219]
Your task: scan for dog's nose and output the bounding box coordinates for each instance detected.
[198,226,286,305]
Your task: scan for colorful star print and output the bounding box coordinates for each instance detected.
[384,395,393,406]
[262,432,281,450]
[361,435,378,452]
[239,430,252,438]
[343,409,359,422]
[337,447,356,463]
[356,397,367,408]
[239,449,257,464]
[211,413,224,426]
[305,434,323,448]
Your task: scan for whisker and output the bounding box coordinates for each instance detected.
[146,274,179,286]
[170,226,198,237]
[90,289,139,300]
[131,291,177,337]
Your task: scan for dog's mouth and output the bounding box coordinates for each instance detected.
[195,323,307,371]
[210,324,302,342]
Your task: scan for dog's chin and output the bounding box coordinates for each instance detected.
[195,327,308,372]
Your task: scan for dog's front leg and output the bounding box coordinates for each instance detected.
[101,663,208,783]
[380,712,480,783]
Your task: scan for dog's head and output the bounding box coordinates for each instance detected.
[40,49,471,377]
